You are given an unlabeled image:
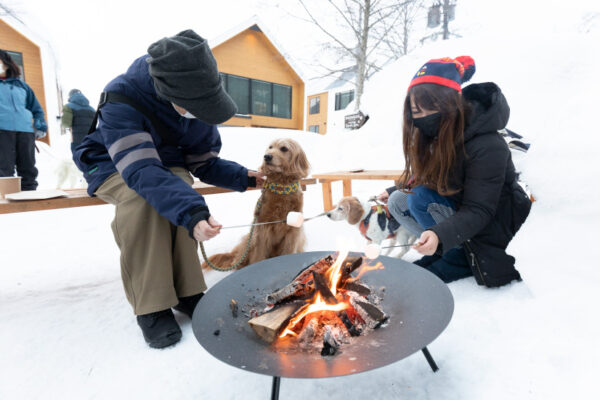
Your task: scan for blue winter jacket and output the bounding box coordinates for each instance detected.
[73,55,250,235]
[0,77,47,133]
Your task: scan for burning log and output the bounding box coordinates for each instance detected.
[265,256,336,304]
[343,281,371,297]
[338,311,362,337]
[248,303,303,343]
[298,318,319,348]
[341,256,364,279]
[311,271,338,305]
[348,292,388,329]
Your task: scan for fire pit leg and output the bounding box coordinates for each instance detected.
[421,347,439,372]
[271,376,281,400]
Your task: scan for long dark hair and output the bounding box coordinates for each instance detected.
[0,49,22,78]
[400,83,469,195]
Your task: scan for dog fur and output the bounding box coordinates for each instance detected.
[327,196,417,258]
[203,138,310,270]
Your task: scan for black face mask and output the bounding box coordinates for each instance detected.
[413,113,441,138]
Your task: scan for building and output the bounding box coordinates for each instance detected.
[0,16,59,145]
[306,66,356,134]
[211,16,305,130]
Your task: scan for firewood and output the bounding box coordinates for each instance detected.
[311,271,338,304]
[248,303,303,343]
[298,318,319,348]
[266,255,335,304]
[348,292,388,329]
[321,325,342,356]
[341,256,363,279]
[342,281,371,296]
[338,310,362,336]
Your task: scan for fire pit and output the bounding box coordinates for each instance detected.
[192,251,453,400]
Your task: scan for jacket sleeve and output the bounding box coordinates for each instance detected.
[24,84,47,132]
[184,124,250,191]
[429,136,509,253]
[99,102,211,234]
[61,105,73,128]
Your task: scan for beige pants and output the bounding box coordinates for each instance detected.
[95,167,207,315]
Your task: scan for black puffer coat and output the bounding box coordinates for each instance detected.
[429,82,531,287]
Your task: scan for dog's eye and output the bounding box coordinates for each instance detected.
[280,146,288,152]
[269,146,273,149]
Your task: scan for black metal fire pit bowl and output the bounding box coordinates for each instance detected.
[192,251,454,400]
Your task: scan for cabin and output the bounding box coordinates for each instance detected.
[210,16,305,130]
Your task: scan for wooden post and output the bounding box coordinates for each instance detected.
[342,180,352,197]
[321,181,333,212]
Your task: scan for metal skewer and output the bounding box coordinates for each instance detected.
[219,210,332,230]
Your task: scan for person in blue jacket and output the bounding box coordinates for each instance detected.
[73,30,265,348]
[0,49,48,190]
[61,89,95,153]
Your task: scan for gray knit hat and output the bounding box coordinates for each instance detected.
[146,29,237,124]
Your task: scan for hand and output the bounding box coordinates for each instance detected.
[34,129,46,139]
[248,170,266,188]
[413,230,439,256]
[193,216,222,242]
[377,190,389,203]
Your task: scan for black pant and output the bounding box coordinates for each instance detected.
[0,130,38,190]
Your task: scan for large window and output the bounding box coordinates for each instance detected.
[221,73,292,119]
[6,51,24,80]
[309,97,320,114]
[335,90,355,111]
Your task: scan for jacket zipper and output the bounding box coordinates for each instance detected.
[465,240,487,286]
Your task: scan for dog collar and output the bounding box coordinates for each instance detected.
[264,181,300,195]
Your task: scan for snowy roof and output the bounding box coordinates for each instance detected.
[209,15,305,82]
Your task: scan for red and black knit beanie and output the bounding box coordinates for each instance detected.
[408,56,476,92]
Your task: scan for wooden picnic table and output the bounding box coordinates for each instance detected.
[311,170,404,211]
[0,178,317,215]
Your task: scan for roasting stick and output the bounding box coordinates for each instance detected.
[219,210,332,230]
[364,242,422,259]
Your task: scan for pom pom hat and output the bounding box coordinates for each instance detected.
[408,56,476,92]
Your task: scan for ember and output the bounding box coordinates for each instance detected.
[248,249,388,356]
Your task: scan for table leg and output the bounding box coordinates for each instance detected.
[321,181,333,212]
[421,347,439,372]
[271,376,281,400]
[342,179,352,197]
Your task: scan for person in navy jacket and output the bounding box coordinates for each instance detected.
[73,30,264,348]
[0,49,48,190]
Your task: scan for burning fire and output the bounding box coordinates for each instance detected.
[278,245,385,340]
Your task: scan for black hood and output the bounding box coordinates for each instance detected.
[463,82,510,142]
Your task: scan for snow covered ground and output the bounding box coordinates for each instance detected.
[2,1,599,399]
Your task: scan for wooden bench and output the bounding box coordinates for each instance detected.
[0,178,317,214]
[311,170,404,211]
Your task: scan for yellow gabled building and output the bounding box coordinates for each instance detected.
[210,16,305,130]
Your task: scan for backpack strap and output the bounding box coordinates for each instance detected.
[88,91,177,145]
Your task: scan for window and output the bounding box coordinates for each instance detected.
[308,125,320,133]
[220,73,293,119]
[6,51,24,80]
[309,97,320,114]
[272,83,291,118]
[226,75,250,115]
[334,90,355,111]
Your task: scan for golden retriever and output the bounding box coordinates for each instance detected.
[203,138,310,270]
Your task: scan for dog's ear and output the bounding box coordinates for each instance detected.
[347,199,364,225]
[288,140,310,178]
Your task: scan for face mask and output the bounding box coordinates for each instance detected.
[0,63,5,74]
[172,103,196,119]
[413,113,441,138]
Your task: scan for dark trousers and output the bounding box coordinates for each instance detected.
[0,130,38,190]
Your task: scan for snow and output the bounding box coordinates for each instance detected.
[2,1,600,399]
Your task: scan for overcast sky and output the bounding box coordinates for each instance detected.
[9,0,325,105]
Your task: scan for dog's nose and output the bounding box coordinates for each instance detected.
[264,154,273,162]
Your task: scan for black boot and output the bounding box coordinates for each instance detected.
[136,309,182,349]
[173,293,204,318]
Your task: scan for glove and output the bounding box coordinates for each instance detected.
[34,129,46,139]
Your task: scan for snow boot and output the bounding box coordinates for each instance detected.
[136,309,182,349]
[173,293,204,318]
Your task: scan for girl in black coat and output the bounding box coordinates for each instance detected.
[382,56,531,287]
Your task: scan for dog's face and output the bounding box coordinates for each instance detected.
[260,138,310,179]
[327,196,364,225]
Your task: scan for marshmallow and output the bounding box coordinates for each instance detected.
[364,243,381,260]
[286,211,304,227]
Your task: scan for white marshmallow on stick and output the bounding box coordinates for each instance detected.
[286,211,304,228]
[364,243,382,260]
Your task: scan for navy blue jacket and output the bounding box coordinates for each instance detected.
[64,92,95,144]
[0,77,47,133]
[73,55,250,235]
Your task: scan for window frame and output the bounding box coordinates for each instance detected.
[221,73,292,119]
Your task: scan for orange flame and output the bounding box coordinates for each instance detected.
[279,293,348,338]
[347,261,384,282]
